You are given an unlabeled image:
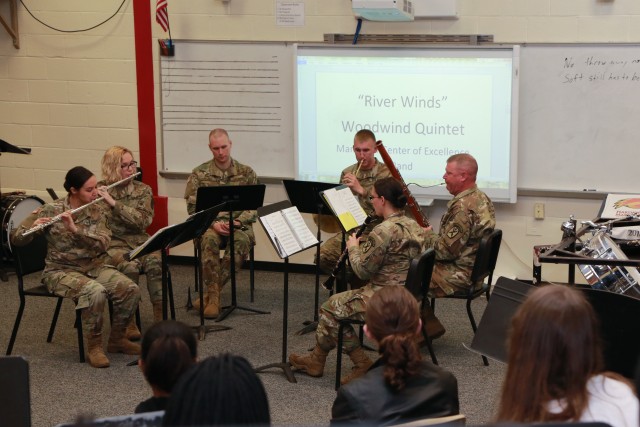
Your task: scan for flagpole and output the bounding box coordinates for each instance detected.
[166,3,172,44]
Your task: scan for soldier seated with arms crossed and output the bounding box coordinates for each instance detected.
[184,128,258,319]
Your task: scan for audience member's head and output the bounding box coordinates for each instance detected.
[496,284,606,422]
[364,285,422,391]
[139,320,197,396]
[163,353,271,426]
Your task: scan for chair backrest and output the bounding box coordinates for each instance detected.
[0,356,31,427]
[54,410,165,427]
[13,233,48,277]
[469,229,502,287]
[405,248,436,301]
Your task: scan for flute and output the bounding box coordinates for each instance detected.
[21,172,141,237]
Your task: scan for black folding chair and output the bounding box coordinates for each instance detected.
[431,229,503,366]
[6,233,87,362]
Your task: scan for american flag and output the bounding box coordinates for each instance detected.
[156,0,169,32]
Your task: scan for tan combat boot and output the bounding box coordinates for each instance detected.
[125,318,141,341]
[192,294,208,312]
[86,334,110,368]
[340,347,373,385]
[107,326,141,355]
[152,301,163,322]
[203,284,221,319]
[421,305,446,340]
[289,345,329,377]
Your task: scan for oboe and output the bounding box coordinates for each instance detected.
[21,172,141,237]
[322,215,374,292]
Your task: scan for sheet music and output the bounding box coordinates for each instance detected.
[281,206,319,248]
[321,186,367,231]
[127,222,182,260]
[260,206,318,258]
[261,212,303,257]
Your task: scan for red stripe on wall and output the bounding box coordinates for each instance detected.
[133,0,168,230]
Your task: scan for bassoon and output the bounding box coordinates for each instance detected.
[376,140,431,228]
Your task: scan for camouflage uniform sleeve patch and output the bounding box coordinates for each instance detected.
[446,224,462,240]
[361,236,375,254]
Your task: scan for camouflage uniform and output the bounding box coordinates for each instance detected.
[318,159,391,274]
[424,184,496,296]
[316,212,425,353]
[11,198,140,336]
[98,179,162,304]
[184,158,258,292]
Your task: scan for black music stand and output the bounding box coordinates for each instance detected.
[469,277,640,379]
[0,139,31,281]
[254,200,321,383]
[0,139,31,155]
[282,179,339,335]
[128,204,231,339]
[195,185,268,322]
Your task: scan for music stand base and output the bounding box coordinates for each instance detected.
[191,324,232,341]
[215,304,270,322]
[295,320,318,335]
[254,362,297,383]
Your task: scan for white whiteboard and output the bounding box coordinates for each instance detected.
[160,42,640,193]
[160,41,294,178]
[519,44,640,193]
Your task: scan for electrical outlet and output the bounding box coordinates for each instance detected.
[534,202,545,220]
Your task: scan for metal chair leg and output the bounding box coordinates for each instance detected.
[6,298,26,355]
[466,299,488,366]
[75,310,85,363]
[421,329,439,365]
[335,323,345,390]
[47,297,64,342]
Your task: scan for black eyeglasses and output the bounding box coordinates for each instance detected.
[368,195,381,201]
[120,161,138,170]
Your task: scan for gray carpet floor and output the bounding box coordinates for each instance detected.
[0,263,506,426]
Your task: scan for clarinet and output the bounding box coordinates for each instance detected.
[322,215,374,292]
[376,140,430,228]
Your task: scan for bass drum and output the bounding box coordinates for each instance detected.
[579,230,640,299]
[1,194,45,256]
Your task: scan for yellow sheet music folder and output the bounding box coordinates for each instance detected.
[320,185,368,233]
[337,212,359,232]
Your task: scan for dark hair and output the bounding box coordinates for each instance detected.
[63,166,94,194]
[374,177,407,209]
[354,129,376,143]
[163,353,271,426]
[140,320,197,394]
[366,286,422,391]
[496,284,611,423]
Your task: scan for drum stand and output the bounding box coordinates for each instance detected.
[0,139,32,281]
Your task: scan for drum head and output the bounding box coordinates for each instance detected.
[1,195,44,256]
